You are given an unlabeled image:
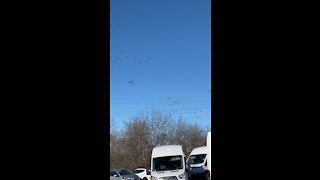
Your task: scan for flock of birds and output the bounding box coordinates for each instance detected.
[113,50,151,87]
[168,96,185,106]
[114,50,151,66]
[112,50,210,119]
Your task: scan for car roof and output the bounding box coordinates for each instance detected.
[111,168,130,171]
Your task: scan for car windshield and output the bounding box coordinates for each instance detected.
[187,154,206,164]
[117,169,133,175]
[152,155,183,171]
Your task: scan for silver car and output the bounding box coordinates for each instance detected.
[110,168,140,180]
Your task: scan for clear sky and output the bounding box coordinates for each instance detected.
[110,0,211,131]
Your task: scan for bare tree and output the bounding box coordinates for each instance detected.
[110,118,117,133]
[110,129,127,169]
[122,116,151,170]
[110,109,209,170]
[148,110,175,147]
[172,117,207,156]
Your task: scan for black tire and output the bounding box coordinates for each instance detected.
[143,178,148,180]
[204,170,209,180]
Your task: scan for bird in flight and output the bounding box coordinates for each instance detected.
[128,81,137,86]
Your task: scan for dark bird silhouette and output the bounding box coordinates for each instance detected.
[128,81,137,86]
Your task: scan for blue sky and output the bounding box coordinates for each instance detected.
[110,0,211,131]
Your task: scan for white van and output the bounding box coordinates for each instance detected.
[186,146,208,179]
[206,132,211,180]
[150,145,188,180]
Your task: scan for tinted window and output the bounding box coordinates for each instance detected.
[110,171,119,177]
[152,155,183,171]
[117,169,133,175]
[135,169,144,173]
[187,154,207,164]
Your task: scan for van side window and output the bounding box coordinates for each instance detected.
[205,160,207,166]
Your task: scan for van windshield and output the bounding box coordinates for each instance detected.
[152,155,183,171]
[187,154,206,164]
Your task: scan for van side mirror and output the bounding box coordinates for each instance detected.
[146,169,150,175]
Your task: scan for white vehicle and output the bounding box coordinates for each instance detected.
[186,146,208,179]
[151,145,188,180]
[110,169,140,180]
[206,132,211,180]
[135,168,151,180]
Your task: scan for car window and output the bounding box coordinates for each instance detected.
[135,169,144,173]
[110,171,119,177]
[117,169,133,175]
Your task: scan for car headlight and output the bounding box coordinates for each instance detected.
[178,173,185,179]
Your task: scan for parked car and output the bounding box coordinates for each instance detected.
[134,168,151,180]
[110,170,122,180]
[110,168,140,180]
